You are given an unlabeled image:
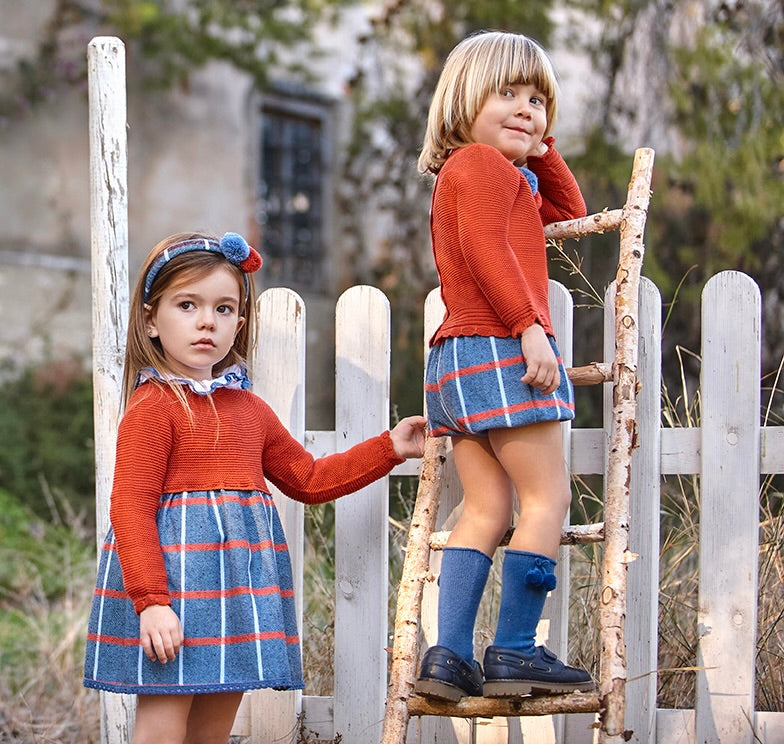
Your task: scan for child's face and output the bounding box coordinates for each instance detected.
[145,265,246,380]
[469,83,547,163]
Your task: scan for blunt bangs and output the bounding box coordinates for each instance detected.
[461,33,559,135]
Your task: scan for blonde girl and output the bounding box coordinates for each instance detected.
[414,32,593,700]
[84,232,426,743]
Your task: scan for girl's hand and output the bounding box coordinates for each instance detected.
[139,604,184,663]
[520,324,560,395]
[389,416,427,458]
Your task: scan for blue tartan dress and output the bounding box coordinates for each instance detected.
[84,367,403,695]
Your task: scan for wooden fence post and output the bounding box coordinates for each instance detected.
[601,279,662,743]
[415,290,472,744]
[87,35,135,744]
[625,277,661,743]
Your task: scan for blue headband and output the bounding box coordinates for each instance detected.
[143,232,262,302]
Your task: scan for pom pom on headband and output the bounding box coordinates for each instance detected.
[143,232,262,302]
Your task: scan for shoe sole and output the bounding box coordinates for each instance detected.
[414,678,470,702]
[483,679,595,697]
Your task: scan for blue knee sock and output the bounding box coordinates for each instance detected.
[493,549,557,653]
[436,547,492,663]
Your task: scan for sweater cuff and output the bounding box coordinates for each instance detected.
[133,592,172,615]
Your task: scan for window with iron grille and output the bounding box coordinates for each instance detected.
[258,95,330,291]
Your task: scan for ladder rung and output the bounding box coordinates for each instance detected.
[544,208,623,240]
[407,690,600,718]
[429,522,604,550]
[566,362,612,386]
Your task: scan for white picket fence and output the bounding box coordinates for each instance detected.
[221,275,781,744]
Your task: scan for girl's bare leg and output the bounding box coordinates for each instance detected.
[184,691,245,744]
[132,694,193,744]
[449,421,570,558]
[448,434,516,555]
[488,420,570,558]
[132,691,244,744]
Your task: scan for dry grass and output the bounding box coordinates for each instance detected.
[0,545,100,742]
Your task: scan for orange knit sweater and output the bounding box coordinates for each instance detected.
[109,383,404,612]
[429,139,586,345]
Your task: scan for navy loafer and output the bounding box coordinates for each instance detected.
[414,645,484,702]
[483,645,593,697]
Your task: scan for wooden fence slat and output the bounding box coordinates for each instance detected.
[88,36,136,744]
[697,271,761,743]
[522,280,574,744]
[249,287,307,740]
[589,277,663,744]
[334,286,392,743]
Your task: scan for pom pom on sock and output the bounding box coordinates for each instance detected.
[525,559,557,591]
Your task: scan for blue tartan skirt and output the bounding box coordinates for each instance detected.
[425,335,575,437]
[83,489,304,695]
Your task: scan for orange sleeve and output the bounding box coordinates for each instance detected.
[259,402,404,504]
[109,386,174,613]
[527,137,587,225]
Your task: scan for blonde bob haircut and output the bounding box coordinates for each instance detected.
[418,31,560,175]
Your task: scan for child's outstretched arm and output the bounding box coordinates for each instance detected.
[261,406,426,504]
[389,415,427,459]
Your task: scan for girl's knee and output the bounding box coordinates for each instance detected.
[462,500,512,532]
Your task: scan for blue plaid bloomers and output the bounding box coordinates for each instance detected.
[425,335,575,437]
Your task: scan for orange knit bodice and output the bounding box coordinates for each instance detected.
[109,383,403,612]
[429,140,586,346]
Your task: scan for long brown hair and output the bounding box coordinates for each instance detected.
[122,232,256,409]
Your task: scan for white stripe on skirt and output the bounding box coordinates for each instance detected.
[489,336,513,427]
[451,339,472,434]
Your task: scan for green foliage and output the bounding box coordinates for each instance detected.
[556,0,784,380]
[667,25,784,276]
[0,487,93,607]
[0,363,95,522]
[0,0,357,120]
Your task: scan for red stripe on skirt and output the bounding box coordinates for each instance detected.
[459,398,575,427]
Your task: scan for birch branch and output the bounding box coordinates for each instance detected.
[381,436,448,744]
[599,148,655,744]
[567,362,613,386]
[408,690,600,718]
[429,522,604,550]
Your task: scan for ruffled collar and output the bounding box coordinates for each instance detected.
[136,364,252,395]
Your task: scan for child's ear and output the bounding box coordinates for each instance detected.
[235,316,246,337]
[143,303,159,339]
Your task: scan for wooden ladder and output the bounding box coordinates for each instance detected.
[382,148,655,744]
